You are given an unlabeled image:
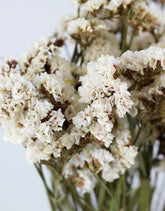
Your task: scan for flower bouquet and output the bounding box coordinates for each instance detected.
[0,0,165,210]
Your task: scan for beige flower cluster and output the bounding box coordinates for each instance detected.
[0,40,138,192]
[0,35,84,163]
[74,0,133,13]
[1,0,165,193]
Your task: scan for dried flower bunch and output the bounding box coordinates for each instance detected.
[1,0,165,210]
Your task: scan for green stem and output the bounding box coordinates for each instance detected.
[96,175,118,211]
[98,181,106,211]
[122,175,126,211]
[78,6,80,18]
[68,182,79,210]
[34,164,55,211]
[60,183,74,211]
[71,42,78,63]
[128,30,135,50]
[134,125,143,145]
[121,10,130,54]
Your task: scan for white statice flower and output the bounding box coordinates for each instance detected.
[73,0,107,13]
[0,57,18,75]
[26,140,62,164]
[60,13,77,33]
[64,140,137,191]
[0,34,82,163]
[157,34,165,48]
[2,0,165,197]
[57,123,87,150]
[57,133,75,150]
[91,97,113,117]
[111,144,137,169]
[26,142,53,164]
[71,55,134,150]
[67,17,108,39]
[67,18,91,34]
[76,169,97,193]
[102,162,124,181]
[147,1,165,30]
[0,70,37,122]
[73,97,114,147]
[19,35,64,80]
[73,0,133,13]
[115,128,132,145]
[79,55,117,103]
[84,32,120,63]
[131,32,155,51]
[118,47,165,75]
[134,73,165,101]
[105,0,133,12]
[33,71,75,103]
[64,143,114,174]
[111,79,133,118]
[4,99,53,145]
[63,143,114,192]
[102,144,137,182]
[64,94,86,120]
[79,55,133,117]
[117,47,165,117]
[73,109,92,129]
[49,56,75,82]
[37,109,65,142]
[129,1,165,33]
[90,122,114,147]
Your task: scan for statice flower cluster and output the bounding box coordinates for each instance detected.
[1,0,165,194]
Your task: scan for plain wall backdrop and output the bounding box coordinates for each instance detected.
[0,1,73,210]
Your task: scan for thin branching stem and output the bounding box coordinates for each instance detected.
[121,9,130,54]
[34,164,55,211]
[128,29,135,50]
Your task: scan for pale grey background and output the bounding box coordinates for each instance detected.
[0,1,73,210]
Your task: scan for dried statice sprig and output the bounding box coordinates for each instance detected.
[74,0,133,14]
[0,34,85,164]
[1,0,165,200]
[84,32,121,63]
[0,39,138,193]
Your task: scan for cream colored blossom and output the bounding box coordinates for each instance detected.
[67,17,107,34]
[79,55,133,118]
[73,0,107,13]
[131,32,155,51]
[102,144,137,182]
[0,35,80,163]
[105,0,132,12]
[2,0,165,195]
[118,47,165,74]
[74,0,133,13]
[84,32,120,63]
